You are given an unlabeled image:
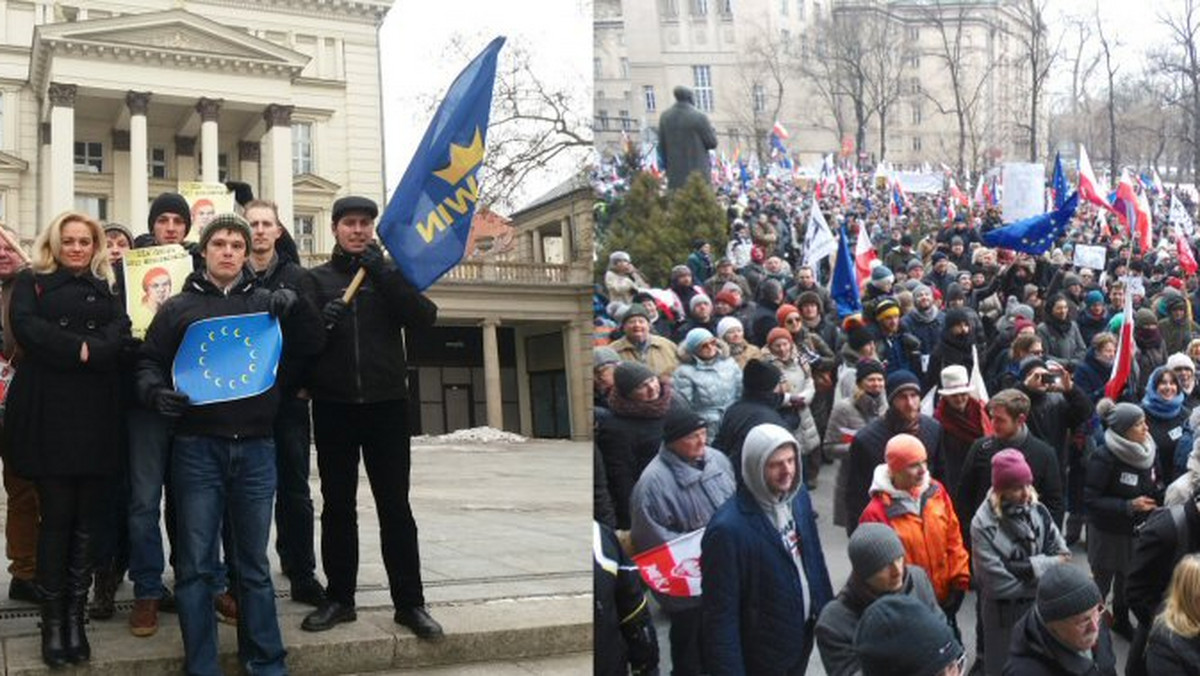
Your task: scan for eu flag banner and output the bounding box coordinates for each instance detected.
[981,191,1079,255]
[1052,152,1067,210]
[378,36,505,291]
[172,313,282,405]
[831,226,863,319]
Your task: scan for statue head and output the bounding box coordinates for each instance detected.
[673,86,695,104]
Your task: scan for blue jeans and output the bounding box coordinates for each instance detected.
[172,435,285,676]
[126,407,174,600]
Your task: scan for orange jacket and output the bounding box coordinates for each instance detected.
[859,465,971,602]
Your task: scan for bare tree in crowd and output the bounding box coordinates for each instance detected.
[1095,8,1120,180]
[1155,0,1200,182]
[1010,0,1061,162]
[731,26,796,167]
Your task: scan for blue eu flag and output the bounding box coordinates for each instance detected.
[378,36,505,291]
[831,226,862,319]
[981,191,1079,255]
[172,313,282,405]
[1052,152,1068,210]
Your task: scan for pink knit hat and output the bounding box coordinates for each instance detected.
[991,449,1033,491]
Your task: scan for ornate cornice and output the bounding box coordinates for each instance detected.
[126,91,151,116]
[263,104,294,130]
[48,82,76,107]
[198,0,391,25]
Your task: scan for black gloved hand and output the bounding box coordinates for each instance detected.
[268,288,298,318]
[1004,558,1035,583]
[224,180,255,207]
[623,613,660,676]
[358,245,387,277]
[942,588,965,614]
[322,299,348,328]
[153,389,190,417]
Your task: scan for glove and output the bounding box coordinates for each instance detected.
[322,299,348,328]
[941,588,965,614]
[358,245,387,277]
[1003,558,1035,583]
[153,389,190,417]
[267,288,298,318]
[622,611,660,676]
[223,180,255,207]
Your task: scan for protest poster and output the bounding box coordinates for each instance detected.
[124,244,193,339]
[177,182,235,243]
[1001,162,1045,222]
[1072,244,1107,271]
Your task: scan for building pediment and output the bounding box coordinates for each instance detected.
[0,151,28,173]
[293,173,341,194]
[31,9,310,92]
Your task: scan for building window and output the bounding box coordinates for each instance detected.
[594,57,602,79]
[911,105,922,125]
[74,195,107,220]
[911,136,922,152]
[693,0,708,15]
[780,0,788,15]
[693,65,714,112]
[293,122,313,175]
[619,110,632,131]
[781,29,790,51]
[907,26,920,41]
[644,85,657,112]
[620,57,630,79]
[907,54,920,68]
[149,147,167,179]
[293,215,315,254]
[752,84,766,113]
[797,0,805,19]
[909,78,921,95]
[662,0,679,19]
[599,110,610,130]
[74,141,102,173]
[721,0,733,18]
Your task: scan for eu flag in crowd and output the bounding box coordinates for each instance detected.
[831,226,862,318]
[172,313,282,405]
[377,36,505,291]
[1052,152,1067,210]
[981,191,1079,255]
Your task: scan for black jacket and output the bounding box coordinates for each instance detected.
[843,411,947,535]
[136,270,324,439]
[1147,626,1200,676]
[307,245,437,403]
[1127,500,1200,623]
[1018,384,1094,460]
[1084,444,1165,537]
[1004,604,1117,676]
[955,431,1065,544]
[252,254,320,397]
[712,390,789,473]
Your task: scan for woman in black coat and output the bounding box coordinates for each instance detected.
[1146,553,1200,675]
[1143,366,1191,486]
[4,212,130,668]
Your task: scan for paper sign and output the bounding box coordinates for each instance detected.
[124,244,193,340]
[1002,163,1045,222]
[177,182,235,244]
[1073,244,1107,271]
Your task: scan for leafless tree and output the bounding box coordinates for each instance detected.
[860,8,910,160]
[802,11,876,159]
[1154,0,1200,182]
[1095,8,1120,180]
[1009,0,1062,162]
[730,26,797,167]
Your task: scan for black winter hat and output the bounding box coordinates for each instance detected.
[663,407,706,443]
[944,308,971,330]
[148,192,192,234]
[855,359,886,384]
[855,594,963,676]
[613,362,655,398]
[886,370,921,401]
[848,325,874,351]
[743,359,782,394]
[332,195,379,223]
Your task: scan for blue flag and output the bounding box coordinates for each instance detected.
[378,36,505,291]
[831,226,862,319]
[1052,152,1067,210]
[172,313,282,405]
[981,191,1079,255]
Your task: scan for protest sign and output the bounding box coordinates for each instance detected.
[1073,244,1107,271]
[1002,162,1045,222]
[178,182,235,243]
[124,244,193,339]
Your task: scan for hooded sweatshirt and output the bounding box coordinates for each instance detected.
[741,423,811,616]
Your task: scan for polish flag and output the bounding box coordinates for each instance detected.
[837,171,848,206]
[1136,190,1153,251]
[1105,288,1136,401]
[1178,224,1199,276]
[632,529,704,597]
[1078,145,1118,216]
[855,223,878,286]
[949,178,968,207]
[772,121,790,140]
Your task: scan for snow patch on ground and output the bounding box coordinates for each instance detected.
[413,426,528,445]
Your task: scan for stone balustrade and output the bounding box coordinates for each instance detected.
[299,255,590,286]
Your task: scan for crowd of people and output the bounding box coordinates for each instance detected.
[593,165,1200,676]
[0,190,443,674]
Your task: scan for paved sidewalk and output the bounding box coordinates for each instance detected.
[0,438,592,674]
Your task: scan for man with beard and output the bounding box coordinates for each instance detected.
[925,309,976,392]
[843,370,947,535]
[790,265,834,321]
[927,252,954,295]
[901,284,943,362]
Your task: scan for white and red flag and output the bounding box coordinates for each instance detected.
[1105,287,1136,401]
[772,121,790,140]
[1178,224,1199,276]
[1078,144,1117,216]
[632,529,704,597]
[855,223,878,286]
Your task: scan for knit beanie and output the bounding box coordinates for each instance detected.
[1010,304,1035,321]
[663,406,706,444]
[886,370,921,401]
[1136,307,1158,328]
[766,327,792,347]
[798,290,822,310]
[716,317,742,340]
[670,264,691,281]
[1036,563,1102,623]
[1102,401,1145,435]
[776,303,801,326]
[871,265,894,288]
[689,294,712,311]
[1085,290,1105,307]
[198,212,251,250]
[912,284,933,301]
[848,523,906,578]
[848,325,874,351]
[1014,317,1036,335]
[148,192,193,234]
[1168,352,1195,372]
[856,594,963,676]
[743,359,782,394]
[885,433,927,473]
[991,449,1034,491]
[621,304,651,325]
[715,291,739,308]
[613,361,655,398]
[944,308,970,329]
[856,359,886,384]
[103,221,134,244]
[875,297,900,320]
[593,347,620,369]
[682,328,715,356]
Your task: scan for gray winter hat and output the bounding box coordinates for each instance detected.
[1104,401,1145,435]
[593,347,620,370]
[613,361,655,398]
[1036,563,1102,623]
[848,523,906,578]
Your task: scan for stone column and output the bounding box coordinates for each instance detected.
[482,318,504,430]
[175,135,196,182]
[562,320,588,440]
[127,91,151,229]
[196,97,222,183]
[48,83,76,215]
[262,104,294,228]
[513,326,533,436]
[111,129,131,225]
[39,122,51,230]
[238,141,260,192]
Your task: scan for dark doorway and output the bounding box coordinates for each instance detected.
[529,370,569,438]
[443,383,474,431]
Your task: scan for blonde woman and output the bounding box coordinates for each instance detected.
[4,212,129,667]
[1147,554,1200,674]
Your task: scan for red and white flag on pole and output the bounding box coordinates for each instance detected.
[632,529,705,597]
[855,223,878,288]
[1105,287,1136,401]
[1178,224,1199,276]
[1078,144,1118,217]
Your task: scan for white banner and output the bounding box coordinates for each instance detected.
[1171,195,1195,236]
[1073,244,1107,271]
[1002,162,1045,222]
[892,171,943,194]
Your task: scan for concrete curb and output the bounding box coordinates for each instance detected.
[2,595,592,675]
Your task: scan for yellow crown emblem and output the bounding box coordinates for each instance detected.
[432,127,485,185]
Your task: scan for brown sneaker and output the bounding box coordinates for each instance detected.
[129,599,159,637]
[215,592,238,625]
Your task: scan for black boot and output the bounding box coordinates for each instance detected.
[64,529,92,663]
[38,589,68,669]
[88,568,118,621]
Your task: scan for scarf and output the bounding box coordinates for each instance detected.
[1142,383,1185,420]
[607,380,674,420]
[999,500,1038,558]
[1136,325,1164,350]
[937,397,992,442]
[1103,428,1156,470]
[911,303,939,324]
[854,390,886,421]
[1045,314,1073,335]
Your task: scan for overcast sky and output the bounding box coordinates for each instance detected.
[378,0,591,212]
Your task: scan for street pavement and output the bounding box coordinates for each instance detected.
[0,437,592,674]
[651,455,1133,675]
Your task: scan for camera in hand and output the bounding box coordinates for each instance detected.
[1041,372,1061,386]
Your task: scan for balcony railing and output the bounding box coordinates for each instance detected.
[299,255,590,286]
